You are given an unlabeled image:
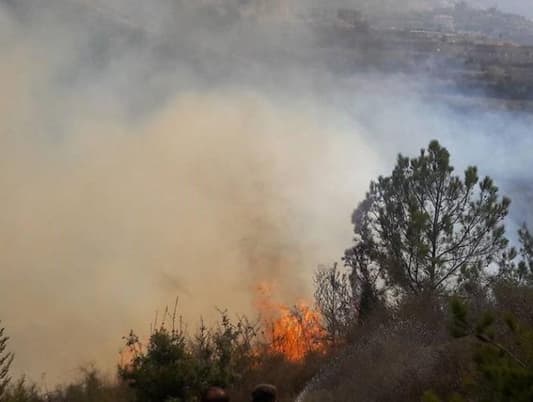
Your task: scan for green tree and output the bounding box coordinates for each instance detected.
[345,140,510,299]
[119,311,258,402]
[498,224,533,285]
[0,323,14,400]
[119,328,197,402]
[190,311,258,390]
[440,298,533,402]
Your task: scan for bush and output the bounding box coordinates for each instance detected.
[300,295,469,402]
[119,311,260,402]
[443,297,533,402]
[2,368,131,402]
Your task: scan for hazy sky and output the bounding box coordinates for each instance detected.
[470,1,533,19]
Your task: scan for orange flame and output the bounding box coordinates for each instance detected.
[254,282,328,362]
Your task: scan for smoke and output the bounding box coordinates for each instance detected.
[0,0,380,383]
[0,0,532,384]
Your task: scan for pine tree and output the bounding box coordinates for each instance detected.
[0,323,14,399]
[345,140,510,297]
[446,298,533,402]
[498,224,533,285]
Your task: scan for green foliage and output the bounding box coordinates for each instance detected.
[422,390,444,402]
[449,297,470,338]
[422,390,465,402]
[518,225,533,277]
[471,313,533,402]
[445,298,533,402]
[498,224,533,285]
[119,311,259,402]
[191,311,258,389]
[345,140,510,299]
[0,323,14,400]
[120,327,196,402]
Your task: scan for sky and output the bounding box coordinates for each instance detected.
[471,0,533,19]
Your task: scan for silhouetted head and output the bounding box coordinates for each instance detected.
[251,384,277,402]
[201,386,230,402]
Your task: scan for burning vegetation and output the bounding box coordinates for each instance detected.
[254,282,328,362]
[267,303,326,362]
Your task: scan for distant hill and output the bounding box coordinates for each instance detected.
[469,1,533,20]
[320,1,532,20]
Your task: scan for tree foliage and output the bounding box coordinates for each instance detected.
[119,311,258,402]
[345,140,510,299]
[498,224,533,285]
[0,323,14,400]
[120,328,196,402]
[428,298,533,402]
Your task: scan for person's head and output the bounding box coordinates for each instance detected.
[251,384,277,402]
[201,386,230,402]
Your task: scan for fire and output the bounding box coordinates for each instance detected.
[268,302,327,361]
[254,282,328,362]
